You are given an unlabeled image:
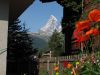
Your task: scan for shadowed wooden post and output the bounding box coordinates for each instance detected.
[47,60,50,73]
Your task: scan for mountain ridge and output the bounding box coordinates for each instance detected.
[29,15,62,49]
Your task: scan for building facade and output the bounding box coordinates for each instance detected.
[0,0,34,75]
[0,1,9,75]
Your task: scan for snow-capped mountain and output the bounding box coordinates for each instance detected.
[39,15,62,36]
[29,15,62,49]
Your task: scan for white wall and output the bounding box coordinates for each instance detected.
[0,51,7,75]
[0,1,8,75]
[0,21,8,50]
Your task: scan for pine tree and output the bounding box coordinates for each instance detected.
[48,30,64,56]
[7,19,34,74]
[8,19,34,60]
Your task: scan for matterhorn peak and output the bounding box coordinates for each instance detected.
[50,15,57,21]
[39,15,62,36]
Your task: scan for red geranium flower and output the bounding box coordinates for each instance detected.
[99,30,100,35]
[92,28,99,36]
[73,29,80,41]
[73,28,90,43]
[75,34,90,43]
[86,28,99,36]
[88,9,100,22]
[76,20,90,31]
[79,35,90,42]
[63,61,68,68]
[86,29,94,35]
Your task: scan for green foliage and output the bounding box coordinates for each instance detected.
[58,0,82,12]
[48,30,64,56]
[77,52,100,75]
[8,19,34,61]
[58,0,82,33]
[80,60,100,75]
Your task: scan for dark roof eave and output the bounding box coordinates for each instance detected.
[40,0,57,3]
[9,0,34,23]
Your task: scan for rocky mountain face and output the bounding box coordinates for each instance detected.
[39,15,62,36]
[29,15,62,49]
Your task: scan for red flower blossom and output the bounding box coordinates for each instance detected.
[73,29,82,43]
[76,20,90,31]
[88,9,100,22]
[74,34,90,43]
[63,61,73,69]
[73,29,82,39]
[92,28,99,36]
[99,30,100,35]
[86,29,93,35]
[79,35,90,42]
[97,19,100,22]
[63,61,68,68]
[73,28,90,43]
[86,28,99,36]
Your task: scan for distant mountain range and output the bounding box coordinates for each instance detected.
[29,32,49,50]
[29,15,62,50]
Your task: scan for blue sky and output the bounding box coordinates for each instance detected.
[19,0,63,32]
